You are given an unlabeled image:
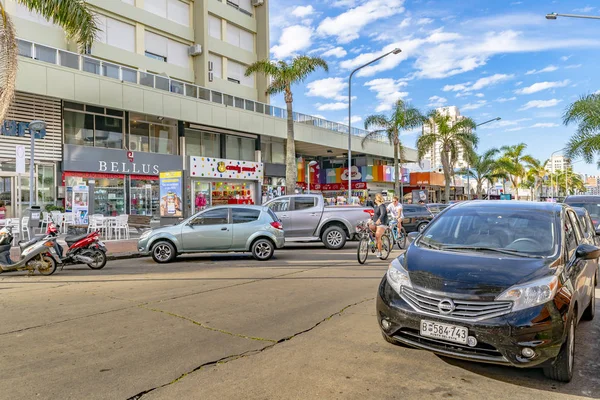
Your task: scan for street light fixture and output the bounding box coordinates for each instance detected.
[347,47,402,201]
[468,117,501,200]
[546,12,600,20]
[28,120,46,207]
[307,160,318,194]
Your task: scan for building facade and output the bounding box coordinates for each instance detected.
[421,106,469,171]
[1,0,417,219]
[545,155,572,174]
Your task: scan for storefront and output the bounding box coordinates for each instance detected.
[62,145,183,217]
[262,163,286,202]
[189,156,263,213]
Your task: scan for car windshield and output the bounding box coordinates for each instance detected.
[568,203,600,221]
[418,206,557,257]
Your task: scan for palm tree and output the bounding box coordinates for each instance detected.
[526,158,549,201]
[554,169,585,196]
[564,93,600,166]
[496,143,536,197]
[0,1,97,124]
[246,56,328,194]
[362,100,424,199]
[457,148,502,198]
[417,110,478,203]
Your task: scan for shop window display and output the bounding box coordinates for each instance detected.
[130,179,159,217]
[212,181,254,205]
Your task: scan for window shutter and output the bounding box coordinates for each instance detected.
[208,15,221,39]
[145,31,168,57]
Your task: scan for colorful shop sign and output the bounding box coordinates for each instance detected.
[323,165,409,184]
[159,171,183,218]
[297,182,367,191]
[189,157,263,181]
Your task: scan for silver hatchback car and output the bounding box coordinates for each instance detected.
[138,205,285,263]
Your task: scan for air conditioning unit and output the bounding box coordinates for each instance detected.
[252,0,264,6]
[188,44,202,56]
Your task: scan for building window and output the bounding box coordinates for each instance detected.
[227,60,254,88]
[15,3,55,26]
[209,53,222,78]
[208,15,222,39]
[185,129,221,158]
[261,137,285,164]
[64,103,125,149]
[227,0,253,16]
[226,135,255,161]
[226,24,254,52]
[129,113,178,155]
[95,15,135,52]
[145,0,190,26]
[145,31,189,68]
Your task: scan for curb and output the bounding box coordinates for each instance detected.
[107,253,149,261]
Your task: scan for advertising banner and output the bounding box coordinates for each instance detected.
[189,157,263,181]
[159,171,183,218]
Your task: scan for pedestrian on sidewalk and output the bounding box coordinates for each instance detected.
[365,195,375,208]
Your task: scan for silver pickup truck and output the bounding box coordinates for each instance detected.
[264,194,372,250]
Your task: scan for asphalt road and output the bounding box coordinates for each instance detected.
[1,243,599,400]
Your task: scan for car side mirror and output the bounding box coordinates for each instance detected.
[407,232,419,244]
[575,243,600,260]
[595,229,600,237]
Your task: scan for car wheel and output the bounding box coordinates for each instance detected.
[543,317,575,382]
[322,226,347,250]
[582,277,596,321]
[417,222,428,233]
[151,241,176,264]
[252,238,274,261]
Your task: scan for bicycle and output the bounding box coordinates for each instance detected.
[389,220,407,250]
[355,219,391,264]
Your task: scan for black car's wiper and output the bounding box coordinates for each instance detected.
[418,240,442,250]
[440,245,541,258]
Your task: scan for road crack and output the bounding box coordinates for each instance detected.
[126,297,374,400]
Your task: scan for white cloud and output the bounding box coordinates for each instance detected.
[364,78,409,112]
[516,80,570,95]
[399,17,411,28]
[317,0,406,44]
[505,127,525,132]
[496,97,517,102]
[271,25,313,59]
[343,115,363,124]
[515,81,523,86]
[461,100,487,111]
[316,102,349,111]
[565,64,582,69]
[519,99,562,110]
[561,55,572,61]
[573,7,594,13]
[474,93,485,98]
[428,96,447,107]
[292,5,315,18]
[306,78,348,101]
[443,74,514,93]
[416,18,433,25]
[525,65,558,75]
[322,47,347,58]
[531,123,559,128]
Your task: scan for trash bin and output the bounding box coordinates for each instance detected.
[25,206,42,234]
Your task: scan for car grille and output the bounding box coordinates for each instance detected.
[400,287,512,321]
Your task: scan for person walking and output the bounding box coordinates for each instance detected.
[370,193,389,258]
[365,195,375,208]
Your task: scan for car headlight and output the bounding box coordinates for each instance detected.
[139,230,152,240]
[386,256,412,295]
[496,275,559,312]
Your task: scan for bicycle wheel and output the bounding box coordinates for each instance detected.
[397,227,407,250]
[380,235,392,260]
[357,238,369,264]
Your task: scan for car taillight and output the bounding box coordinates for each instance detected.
[270,221,283,230]
[364,209,374,217]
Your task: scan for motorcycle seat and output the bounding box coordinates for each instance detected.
[65,233,89,246]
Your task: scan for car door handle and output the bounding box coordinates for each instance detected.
[280,214,289,218]
[221,227,228,231]
[310,213,319,216]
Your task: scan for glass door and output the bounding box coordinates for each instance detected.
[0,176,13,218]
[192,181,211,214]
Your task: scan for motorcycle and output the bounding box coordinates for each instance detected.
[44,220,108,270]
[0,225,60,275]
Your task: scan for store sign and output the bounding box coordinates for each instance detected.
[159,171,183,218]
[63,145,183,176]
[189,157,263,181]
[298,182,367,191]
[1,120,47,139]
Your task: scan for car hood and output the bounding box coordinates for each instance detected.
[405,245,554,299]
[145,224,181,236]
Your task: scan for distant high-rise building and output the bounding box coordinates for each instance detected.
[545,155,572,173]
[421,106,470,172]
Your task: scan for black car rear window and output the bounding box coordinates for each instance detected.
[232,208,261,224]
[567,203,600,220]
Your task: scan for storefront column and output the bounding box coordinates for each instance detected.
[88,180,96,215]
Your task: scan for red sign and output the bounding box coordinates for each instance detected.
[226,165,257,173]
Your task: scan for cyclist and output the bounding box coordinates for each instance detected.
[387,196,404,236]
[370,193,388,258]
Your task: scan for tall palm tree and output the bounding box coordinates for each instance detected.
[496,143,536,197]
[362,100,424,198]
[417,110,478,203]
[554,168,585,196]
[457,148,502,198]
[563,93,600,165]
[246,56,328,194]
[526,158,549,201]
[0,1,97,124]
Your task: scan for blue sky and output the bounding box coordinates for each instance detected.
[268,0,600,175]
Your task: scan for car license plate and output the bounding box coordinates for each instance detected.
[420,320,468,345]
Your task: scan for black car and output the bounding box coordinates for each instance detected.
[402,205,434,233]
[427,203,450,215]
[377,201,598,382]
[564,195,600,229]
[572,207,599,286]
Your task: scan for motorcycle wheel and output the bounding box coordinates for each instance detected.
[35,255,57,276]
[87,250,107,270]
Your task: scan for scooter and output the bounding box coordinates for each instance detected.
[44,220,107,270]
[0,225,60,275]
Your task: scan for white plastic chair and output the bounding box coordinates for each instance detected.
[20,216,30,241]
[40,212,53,233]
[62,213,74,234]
[88,215,107,238]
[8,218,20,245]
[111,215,130,240]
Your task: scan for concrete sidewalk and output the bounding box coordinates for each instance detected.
[9,238,141,260]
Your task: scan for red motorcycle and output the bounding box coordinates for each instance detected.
[45,221,108,270]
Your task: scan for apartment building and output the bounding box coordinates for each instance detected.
[421,106,469,171]
[0,0,415,219]
[545,155,572,174]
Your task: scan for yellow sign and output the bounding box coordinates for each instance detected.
[160,171,182,179]
[217,161,227,173]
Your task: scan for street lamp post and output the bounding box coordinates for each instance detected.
[546,12,600,20]
[307,160,318,194]
[470,117,501,200]
[348,48,401,201]
[28,120,46,207]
